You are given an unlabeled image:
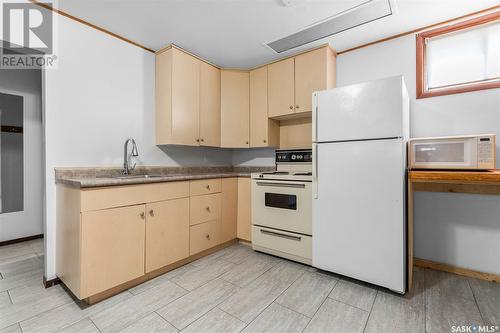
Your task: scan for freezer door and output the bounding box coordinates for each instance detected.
[314,75,409,143]
[312,139,406,293]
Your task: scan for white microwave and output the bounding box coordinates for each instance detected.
[409,134,496,170]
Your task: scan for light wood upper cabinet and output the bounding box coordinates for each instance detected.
[199,61,221,147]
[268,46,336,119]
[295,47,336,114]
[80,205,146,298]
[221,178,238,243]
[268,58,295,118]
[237,177,251,242]
[145,198,190,273]
[171,48,200,145]
[156,47,220,146]
[250,66,279,148]
[220,70,250,148]
[156,45,335,147]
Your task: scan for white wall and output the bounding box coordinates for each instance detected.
[336,35,500,275]
[232,148,275,166]
[0,69,43,242]
[43,14,231,279]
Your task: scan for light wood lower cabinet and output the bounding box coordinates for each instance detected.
[145,198,190,273]
[190,193,221,226]
[221,178,238,243]
[81,205,146,298]
[237,177,252,241]
[190,220,221,255]
[56,177,243,301]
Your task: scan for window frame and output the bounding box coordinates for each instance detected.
[416,11,500,99]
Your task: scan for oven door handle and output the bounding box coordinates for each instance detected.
[260,229,302,241]
[255,181,305,189]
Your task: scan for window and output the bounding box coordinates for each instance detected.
[416,11,500,98]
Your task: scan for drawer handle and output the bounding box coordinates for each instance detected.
[206,234,210,240]
[139,212,145,219]
[206,206,210,212]
[295,105,299,109]
[206,185,211,190]
[260,229,301,241]
[149,209,154,216]
[256,181,305,189]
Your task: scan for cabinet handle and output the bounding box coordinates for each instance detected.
[295,105,299,109]
[149,209,154,216]
[205,206,210,212]
[289,105,293,110]
[206,185,211,190]
[245,141,249,145]
[206,234,210,240]
[139,212,145,219]
[263,139,267,143]
[201,138,204,142]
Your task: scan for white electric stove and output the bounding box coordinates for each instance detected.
[251,150,313,265]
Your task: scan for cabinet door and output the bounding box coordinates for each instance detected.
[145,198,189,273]
[268,57,295,118]
[221,178,238,243]
[199,61,221,147]
[171,48,200,146]
[220,70,250,148]
[250,67,279,148]
[294,48,327,114]
[237,177,252,241]
[81,205,145,298]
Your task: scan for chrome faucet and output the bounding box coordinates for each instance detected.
[123,138,139,175]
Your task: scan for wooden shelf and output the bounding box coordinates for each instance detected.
[409,170,500,185]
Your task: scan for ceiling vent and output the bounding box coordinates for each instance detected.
[266,0,393,53]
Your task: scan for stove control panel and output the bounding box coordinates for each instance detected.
[276,149,313,163]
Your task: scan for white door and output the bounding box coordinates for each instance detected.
[312,138,406,292]
[0,91,43,242]
[313,75,407,143]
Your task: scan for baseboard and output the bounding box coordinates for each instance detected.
[0,234,43,247]
[414,258,499,283]
[44,275,61,288]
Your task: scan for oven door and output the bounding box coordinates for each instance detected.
[251,179,311,235]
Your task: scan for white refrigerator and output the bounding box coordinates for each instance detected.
[312,75,410,293]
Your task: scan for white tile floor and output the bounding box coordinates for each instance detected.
[0,239,498,333]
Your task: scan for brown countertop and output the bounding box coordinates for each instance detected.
[55,166,274,188]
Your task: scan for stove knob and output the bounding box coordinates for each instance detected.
[291,155,296,160]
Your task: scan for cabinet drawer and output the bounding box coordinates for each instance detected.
[190,193,221,226]
[80,181,189,212]
[252,225,311,263]
[190,220,220,255]
[190,178,221,196]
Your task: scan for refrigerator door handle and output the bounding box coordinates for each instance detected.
[312,94,318,142]
[313,143,318,199]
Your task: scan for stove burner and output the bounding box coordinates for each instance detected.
[261,171,290,175]
[294,172,312,176]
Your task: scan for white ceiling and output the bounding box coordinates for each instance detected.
[57,0,500,68]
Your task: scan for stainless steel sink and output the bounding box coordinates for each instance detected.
[111,174,166,179]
